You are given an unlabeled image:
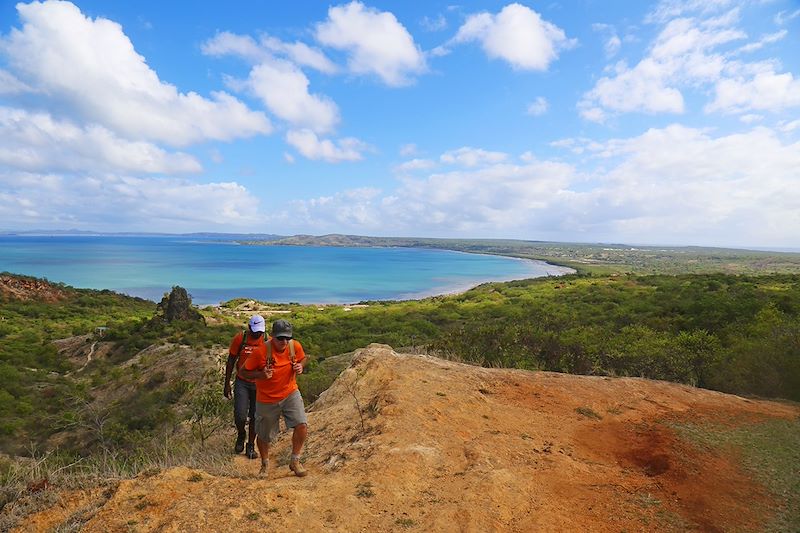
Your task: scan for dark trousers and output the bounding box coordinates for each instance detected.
[233,377,257,441]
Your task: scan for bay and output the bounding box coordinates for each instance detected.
[0,235,572,305]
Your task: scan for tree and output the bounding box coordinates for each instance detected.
[190,385,229,448]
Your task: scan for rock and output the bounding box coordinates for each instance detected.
[156,286,203,323]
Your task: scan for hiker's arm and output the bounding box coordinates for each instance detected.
[292,350,309,374]
[223,355,236,398]
[239,367,273,380]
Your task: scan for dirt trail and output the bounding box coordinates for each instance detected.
[14,345,798,532]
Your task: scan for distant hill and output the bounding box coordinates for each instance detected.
[11,345,799,532]
[0,230,284,240]
[0,273,71,302]
[243,233,800,275]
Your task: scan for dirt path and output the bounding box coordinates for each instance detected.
[13,345,798,532]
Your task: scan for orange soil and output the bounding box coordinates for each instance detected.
[11,345,797,532]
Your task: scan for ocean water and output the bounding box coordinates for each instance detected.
[0,235,572,305]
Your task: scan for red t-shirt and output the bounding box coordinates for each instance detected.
[228,331,266,383]
[243,338,306,403]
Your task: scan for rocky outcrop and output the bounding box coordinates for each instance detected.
[0,274,69,302]
[155,286,203,323]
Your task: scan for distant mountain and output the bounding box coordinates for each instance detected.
[1,230,284,240]
[239,233,800,275]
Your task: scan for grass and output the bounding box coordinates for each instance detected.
[356,482,374,498]
[671,417,800,532]
[575,406,603,420]
[0,435,235,531]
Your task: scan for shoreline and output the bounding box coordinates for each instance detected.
[1,239,576,307]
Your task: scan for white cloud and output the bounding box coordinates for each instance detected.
[0,172,261,231]
[775,9,800,25]
[581,125,800,245]
[526,96,548,116]
[1,1,270,146]
[420,14,447,32]
[579,57,686,120]
[394,158,436,172]
[315,1,426,86]
[579,12,746,121]
[0,107,201,174]
[778,119,800,133]
[289,160,575,235]
[706,69,800,114]
[604,35,622,58]
[399,143,418,156]
[645,0,736,24]
[230,59,340,134]
[0,68,32,95]
[592,23,621,58]
[735,29,787,55]
[452,3,575,71]
[201,32,267,63]
[738,114,762,124]
[203,31,338,74]
[260,35,338,74]
[440,147,508,167]
[286,126,800,246]
[286,129,367,162]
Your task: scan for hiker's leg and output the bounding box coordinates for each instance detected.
[291,423,307,455]
[246,382,257,445]
[254,401,282,472]
[282,391,308,455]
[232,378,248,437]
[255,435,270,462]
[282,391,309,477]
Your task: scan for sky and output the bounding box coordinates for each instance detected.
[0,0,798,247]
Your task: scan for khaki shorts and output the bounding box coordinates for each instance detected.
[254,390,308,443]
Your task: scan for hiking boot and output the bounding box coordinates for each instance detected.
[234,433,245,454]
[259,461,268,477]
[246,443,258,460]
[289,458,307,477]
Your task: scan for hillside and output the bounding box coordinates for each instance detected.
[0,274,70,302]
[11,345,799,532]
[241,234,800,275]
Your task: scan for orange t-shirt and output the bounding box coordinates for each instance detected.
[228,331,267,383]
[243,338,306,403]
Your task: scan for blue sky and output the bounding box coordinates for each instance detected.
[0,0,798,247]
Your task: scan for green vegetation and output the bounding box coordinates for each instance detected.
[287,273,800,402]
[0,280,154,448]
[672,417,800,532]
[1,267,798,527]
[4,271,797,457]
[245,234,800,275]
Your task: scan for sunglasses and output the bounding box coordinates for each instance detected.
[275,336,292,341]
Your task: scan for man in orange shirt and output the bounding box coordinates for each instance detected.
[223,314,267,460]
[239,319,309,477]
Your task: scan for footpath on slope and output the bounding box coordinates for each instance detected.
[16,344,799,532]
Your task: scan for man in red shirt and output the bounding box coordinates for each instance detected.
[223,314,267,460]
[239,319,309,477]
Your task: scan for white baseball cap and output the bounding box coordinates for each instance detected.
[248,314,266,333]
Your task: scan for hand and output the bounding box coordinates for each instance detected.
[292,362,303,374]
[261,367,274,380]
[223,382,231,399]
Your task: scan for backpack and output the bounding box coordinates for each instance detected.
[266,339,296,369]
[234,330,251,372]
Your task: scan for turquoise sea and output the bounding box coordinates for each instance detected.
[0,235,572,305]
